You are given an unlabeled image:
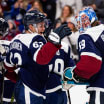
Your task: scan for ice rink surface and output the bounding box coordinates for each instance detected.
[67,85,89,104]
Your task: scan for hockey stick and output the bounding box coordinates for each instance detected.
[67,89,71,104]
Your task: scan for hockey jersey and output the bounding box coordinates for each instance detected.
[74,24,104,89]
[46,42,75,93]
[4,33,60,97]
[0,40,15,101]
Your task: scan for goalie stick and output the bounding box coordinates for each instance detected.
[67,89,71,104]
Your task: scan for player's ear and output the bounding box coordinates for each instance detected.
[28,24,35,32]
[28,24,33,30]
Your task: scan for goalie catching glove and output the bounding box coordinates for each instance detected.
[62,66,89,90]
[47,24,72,45]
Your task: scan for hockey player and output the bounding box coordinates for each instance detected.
[63,7,104,104]
[0,18,16,104]
[41,19,75,104]
[3,10,72,104]
[43,41,75,104]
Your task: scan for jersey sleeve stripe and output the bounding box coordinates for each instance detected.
[4,59,14,67]
[81,52,102,61]
[46,85,62,93]
[33,47,41,62]
[74,55,102,79]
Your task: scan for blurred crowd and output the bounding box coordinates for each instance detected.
[0,0,104,62]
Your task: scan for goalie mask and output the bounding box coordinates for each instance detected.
[0,18,9,37]
[75,7,98,33]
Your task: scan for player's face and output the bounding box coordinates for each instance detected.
[28,21,45,34]
[37,21,45,35]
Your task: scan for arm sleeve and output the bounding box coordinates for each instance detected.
[3,42,18,82]
[3,54,17,83]
[30,36,61,65]
[4,71,17,83]
[4,52,17,83]
[74,35,102,79]
[36,42,61,65]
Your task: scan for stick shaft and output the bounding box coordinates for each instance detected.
[67,90,71,104]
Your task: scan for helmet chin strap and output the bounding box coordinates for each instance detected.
[28,29,34,34]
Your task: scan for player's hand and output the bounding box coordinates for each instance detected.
[47,24,72,45]
[53,24,72,39]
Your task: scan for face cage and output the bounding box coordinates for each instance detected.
[31,19,49,33]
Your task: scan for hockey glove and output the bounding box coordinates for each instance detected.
[44,19,53,39]
[48,24,72,45]
[62,66,89,90]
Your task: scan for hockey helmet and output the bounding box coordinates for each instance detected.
[24,9,46,30]
[75,7,98,33]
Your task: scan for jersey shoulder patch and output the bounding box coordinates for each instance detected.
[85,24,104,42]
[11,33,41,48]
